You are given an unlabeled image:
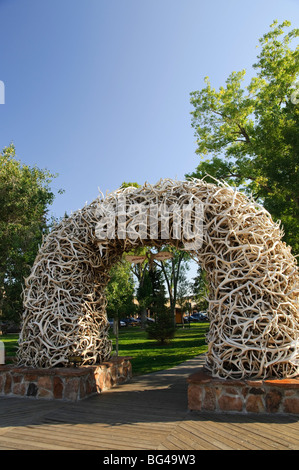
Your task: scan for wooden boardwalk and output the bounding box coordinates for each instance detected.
[0,355,299,451]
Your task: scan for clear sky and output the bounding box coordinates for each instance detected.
[0,0,298,221]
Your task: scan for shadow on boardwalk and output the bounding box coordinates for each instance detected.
[0,354,298,450]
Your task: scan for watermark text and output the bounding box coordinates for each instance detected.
[95,196,203,250]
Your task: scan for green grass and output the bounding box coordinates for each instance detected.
[0,324,209,376]
[109,323,209,376]
[0,334,18,358]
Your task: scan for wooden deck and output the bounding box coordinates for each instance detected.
[0,355,299,451]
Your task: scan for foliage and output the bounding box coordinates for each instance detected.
[187,20,299,253]
[105,259,136,318]
[134,253,168,330]
[128,246,151,328]
[1,324,210,375]
[136,263,167,311]
[148,265,167,315]
[156,247,191,323]
[0,144,58,322]
[136,263,152,311]
[0,334,18,358]
[146,309,176,345]
[176,270,191,313]
[120,181,141,189]
[134,246,192,326]
[191,266,209,311]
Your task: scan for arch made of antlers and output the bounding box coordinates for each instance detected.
[17,179,299,379]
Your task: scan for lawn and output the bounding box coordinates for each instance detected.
[0,323,209,376]
[108,323,209,375]
[0,334,18,359]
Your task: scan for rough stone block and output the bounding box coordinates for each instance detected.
[218,394,243,412]
[187,367,299,415]
[0,357,132,401]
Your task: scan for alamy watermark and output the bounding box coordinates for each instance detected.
[0,81,5,104]
[95,195,204,250]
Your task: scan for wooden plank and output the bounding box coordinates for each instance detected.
[19,428,154,450]
[24,423,167,450]
[1,403,299,451]
[209,413,299,450]
[233,421,299,449]
[160,425,213,450]
[195,413,299,450]
[176,419,236,450]
[1,354,299,451]
[184,415,283,450]
[178,419,257,450]
[8,427,110,450]
[39,408,179,427]
[6,426,112,451]
[0,433,71,450]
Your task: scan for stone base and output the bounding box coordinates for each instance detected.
[0,356,132,401]
[187,367,299,415]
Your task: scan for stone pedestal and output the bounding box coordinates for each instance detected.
[187,367,299,415]
[0,356,132,401]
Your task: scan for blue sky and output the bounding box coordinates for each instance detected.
[0,0,298,221]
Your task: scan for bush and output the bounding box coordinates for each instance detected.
[146,310,176,345]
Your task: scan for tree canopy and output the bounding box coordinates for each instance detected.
[187,20,299,254]
[105,259,136,318]
[0,144,58,322]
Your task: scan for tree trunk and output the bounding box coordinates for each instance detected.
[140,308,147,330]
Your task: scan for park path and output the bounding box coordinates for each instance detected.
[0,354,299,450]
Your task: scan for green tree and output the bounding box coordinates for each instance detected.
[0,144,58,323]
[187,20,299,253]
[105,259,136,319]
[133,249,167,325]
[120,181,141,189]
[142,253,176,344]
[136,264,152,326]
[157,247,191,325]
[148,265,167,316]
[191,266,209,312]
[146,308,175,345]
[176,271,191,316]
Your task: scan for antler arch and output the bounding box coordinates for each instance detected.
[17,179,299,379]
